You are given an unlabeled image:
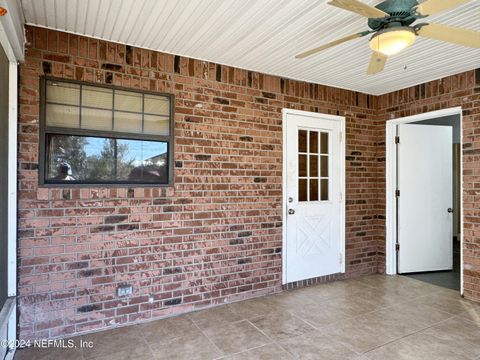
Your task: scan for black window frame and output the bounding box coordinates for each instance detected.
[39,76,175,187]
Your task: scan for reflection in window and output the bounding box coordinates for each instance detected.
[45,135,168,183]
[298,129,329,202]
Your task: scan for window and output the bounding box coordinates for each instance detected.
[40,78,174,185]
[298,129,329,202]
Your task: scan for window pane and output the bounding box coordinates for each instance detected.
[114,111,142,133]
[298,130,307,153]
[82,86,113,109]
[299,155,307,177]
[321,155,328,177]
[144,94,170,115]
[309,131,318,153]
[310,179,318,201]
[144,115,170,135]
[46,104,80,128]
[45,134,168,184]
[299,179,307,202]
[46,135,114,182]
[46,81,80,106]
[310,155,318,177]
[117,139,168,182]
[320,132,329,154]
[321,179,329,201]
[82,108,112,131]
[115,90,142,112]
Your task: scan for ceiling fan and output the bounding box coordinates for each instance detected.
[295,0,480,75]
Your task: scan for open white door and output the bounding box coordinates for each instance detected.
[397,124,453,273]
[284,110,344,283]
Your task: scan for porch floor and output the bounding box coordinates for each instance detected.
[15,275,480,360]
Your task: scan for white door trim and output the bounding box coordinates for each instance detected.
[385,107,463,293]
[0,53,18,360]
[282,108,346,284]
[7,61,17,299]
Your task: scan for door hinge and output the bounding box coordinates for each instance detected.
[339,131,343,143]
[395,189,400,197]
[339,192,342,202]
[339,252,343,264]
[395,243,400,252]
[395,136,400,144]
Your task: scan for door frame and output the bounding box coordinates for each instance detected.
[281,108,346,284]
[0,5,21,357]
[385,107,463,293]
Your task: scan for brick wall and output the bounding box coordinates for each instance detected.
[17,26,384,340]
[376,70,480,302]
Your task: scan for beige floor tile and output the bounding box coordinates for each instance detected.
[258,292,316,312]
[250,312,315,341]
[203,320,270,355]
[138,315,199,346]
[82,326,146,359]
[411,292,480,315]
[288,301,351,328]
[459,306,480,325]
[88,345,153,360]
[150,332,221,360]
[222,343,293,360]
[421,316,480,357]
[355,274,407,288]
[357,275,446,298]
[323,316,398,354]
[188,305,243,331]
[227,297,281,319]
[353,285,425,307]
[370,301,454,330]
[279,329,359,360]
[323,299,453,354]
[299,279,373,302]
[14,346,84,360]
[323,294,381,317]
[365,333,473,360]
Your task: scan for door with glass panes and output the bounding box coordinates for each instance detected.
[284,111,344,283]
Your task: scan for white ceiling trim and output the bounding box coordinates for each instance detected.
[20,0,480,95]
[0,0,25,61]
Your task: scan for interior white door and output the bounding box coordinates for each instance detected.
[397,124,453,273]
[285,112,344,283]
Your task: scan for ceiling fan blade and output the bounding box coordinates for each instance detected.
[295,32,369,59]
[415,0,471,16]
[328,0,389,18]
[417,23,480,48]
[367,52,387,75]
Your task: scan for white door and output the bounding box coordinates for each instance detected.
[284,111,344,283]
[397,124,453,273]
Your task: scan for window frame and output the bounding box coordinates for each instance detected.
[38,76,175,187]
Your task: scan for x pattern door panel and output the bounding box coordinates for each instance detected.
[296,214,332,257]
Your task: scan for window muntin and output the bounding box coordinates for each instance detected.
[298,129,329,202]
[41,79,173,185]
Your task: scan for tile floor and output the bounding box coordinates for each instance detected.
[14,275,480,360]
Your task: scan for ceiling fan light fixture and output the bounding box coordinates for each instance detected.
[369,27,416,56]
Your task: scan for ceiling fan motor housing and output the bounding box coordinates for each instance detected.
[368,0,420,30]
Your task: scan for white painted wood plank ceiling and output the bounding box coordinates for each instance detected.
[20,0,480,95]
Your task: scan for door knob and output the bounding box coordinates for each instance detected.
[288,209,295,215]
[447,208,454,213]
